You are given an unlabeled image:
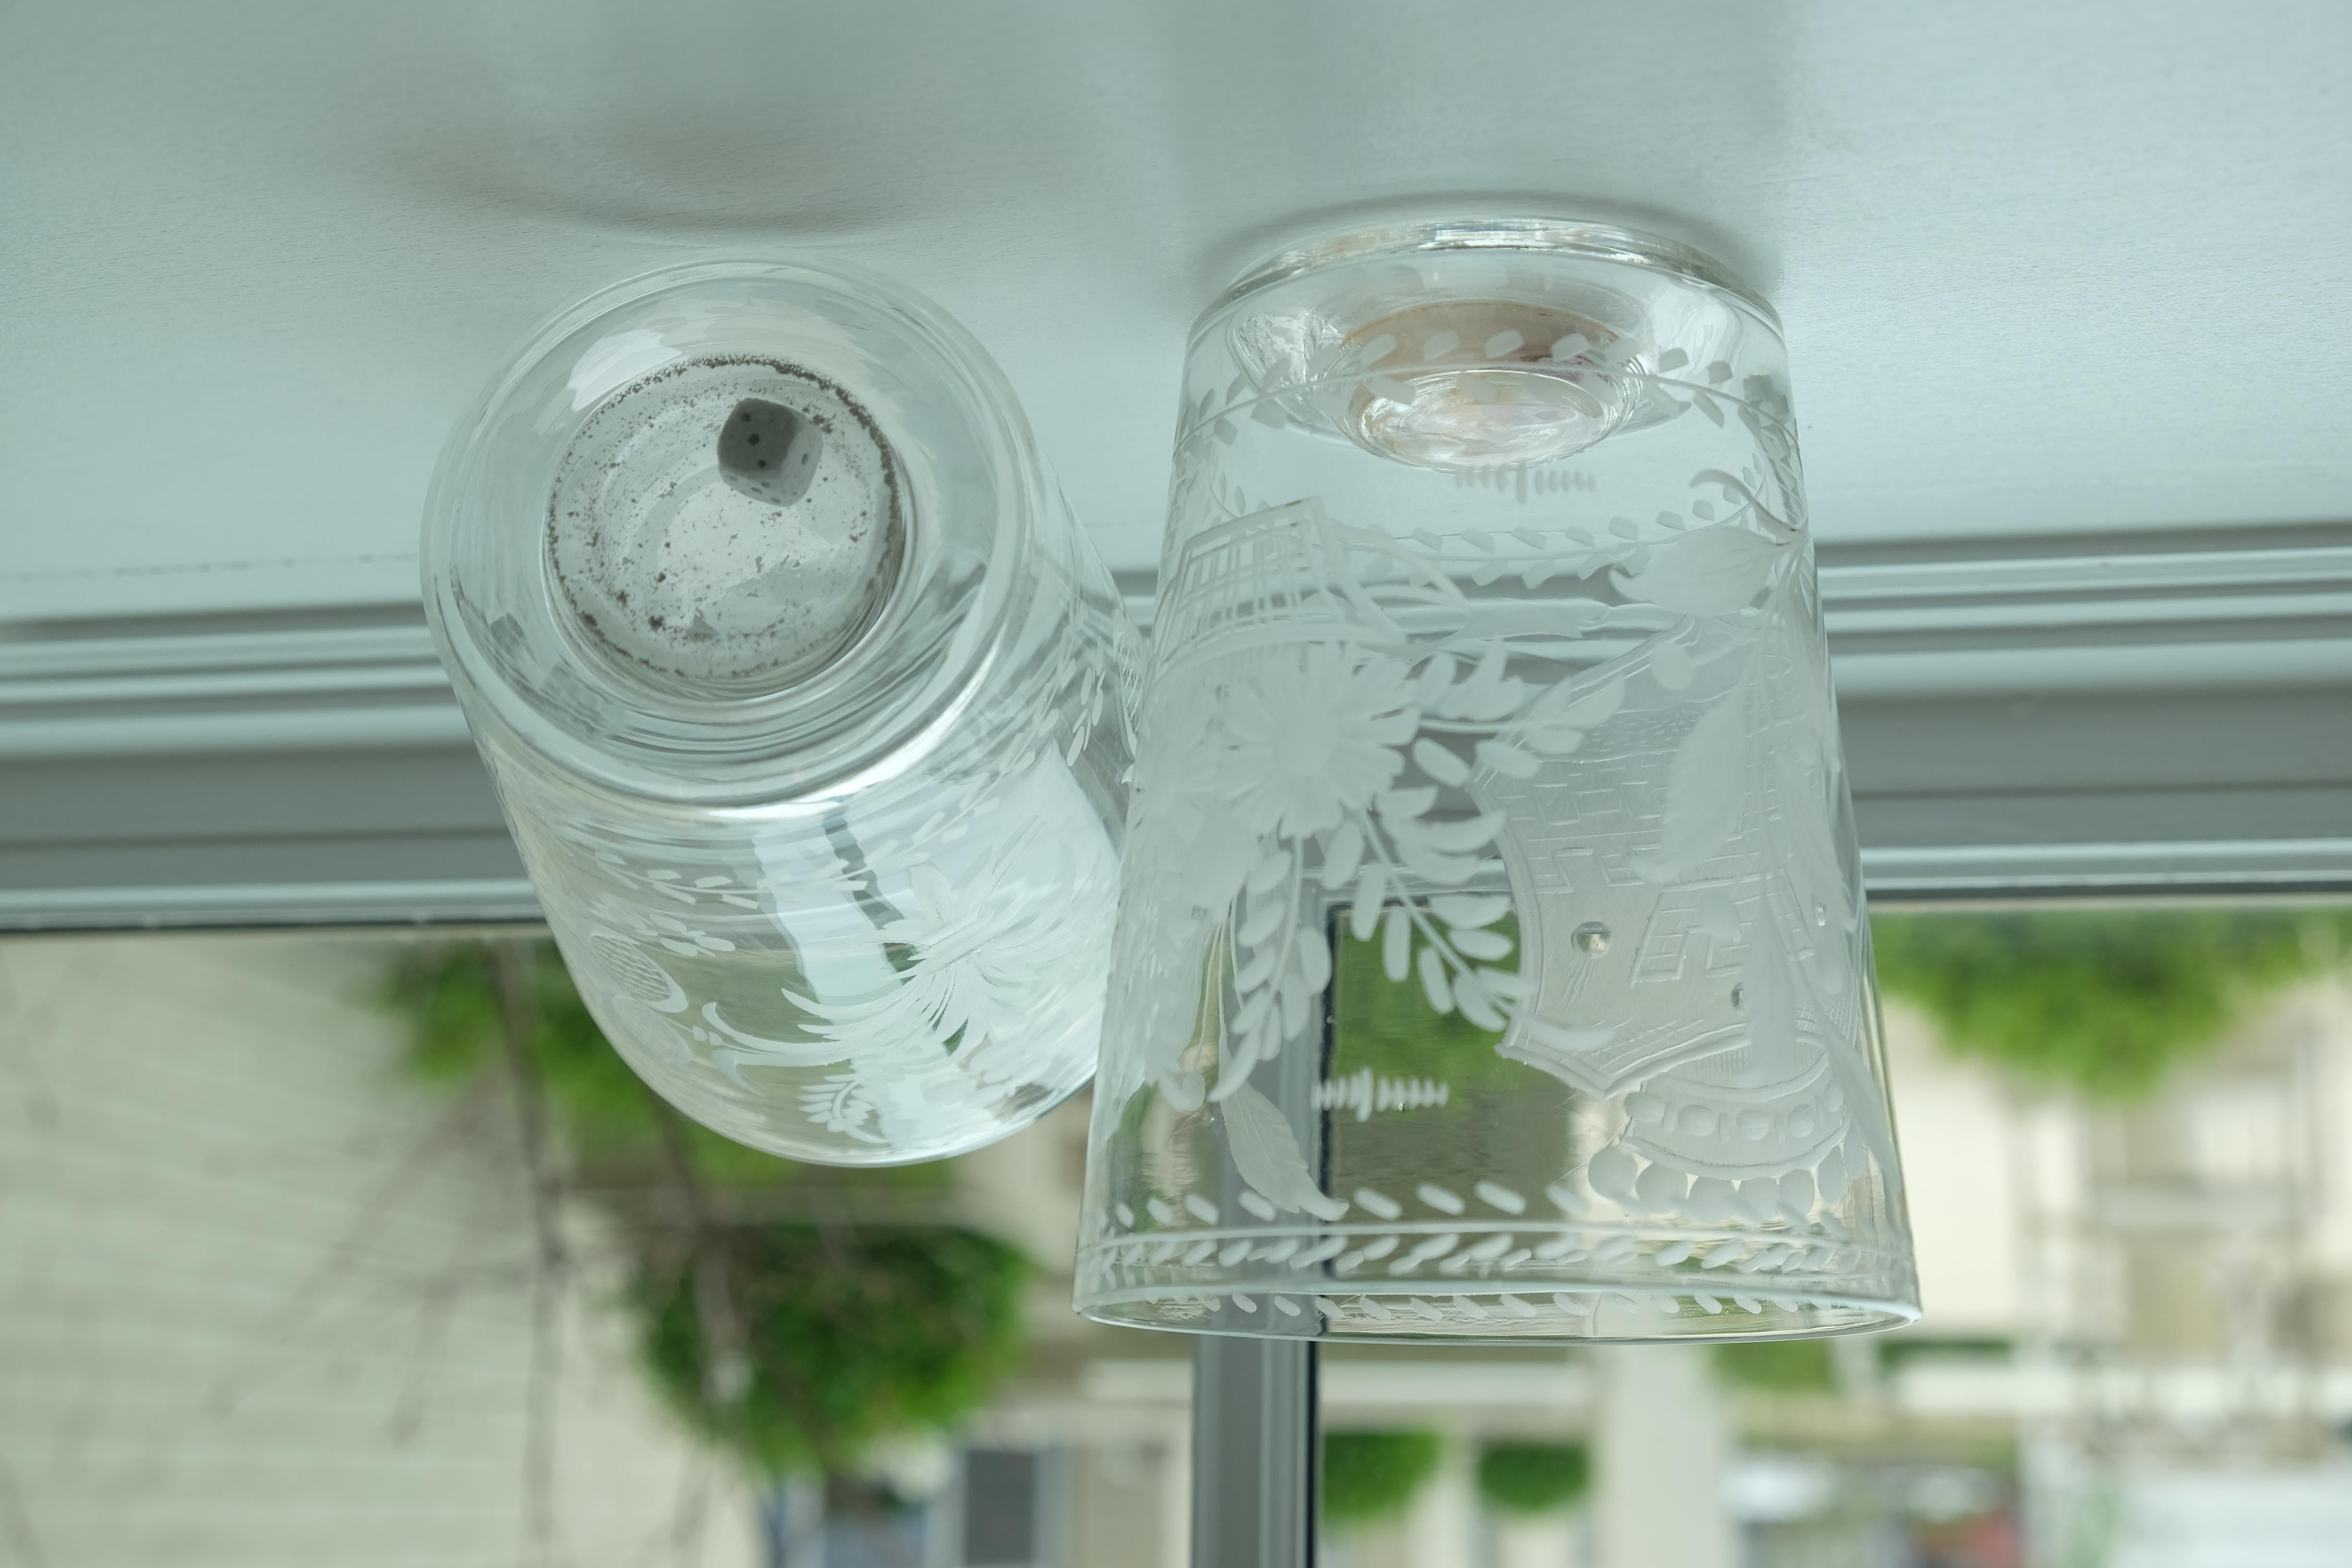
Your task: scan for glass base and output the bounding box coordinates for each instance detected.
[546,355,906,700]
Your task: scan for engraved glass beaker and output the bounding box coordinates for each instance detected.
[425,259,1139,1164]
[1077,219,1918,1339]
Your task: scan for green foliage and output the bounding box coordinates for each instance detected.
[1476,1441,1591,1515]
[1877,1335,2012,1372]
[1714,1336,1836,1393]
[637,1223,1030,1477]
[1871,908,2352,1100]
[383,939,1004,1480]
[1322,1429,1444,1528]
[1331,916,1523,1095]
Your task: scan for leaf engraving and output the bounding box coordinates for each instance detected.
[1224,1083,1349,1221]
[1612,524,1784,615]
[1638,686,1752,881]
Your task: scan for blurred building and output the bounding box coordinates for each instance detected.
[3,935,2350,1567]
[0,935,766,1567]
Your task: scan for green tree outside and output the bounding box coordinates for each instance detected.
[386,940,1028,1483]
[1870,908,2352,1099]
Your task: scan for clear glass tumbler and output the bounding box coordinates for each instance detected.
[425,259,1138,1164]
[1076,219,1919,1339]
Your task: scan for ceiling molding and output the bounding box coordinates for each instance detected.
[5,524,2348,929]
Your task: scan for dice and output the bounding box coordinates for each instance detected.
[716,397,824,507]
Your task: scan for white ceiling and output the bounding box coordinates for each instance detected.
[5,0,2349,620]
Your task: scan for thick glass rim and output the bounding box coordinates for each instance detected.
[1204,215,1778,334]
[1078,1296,1921,1348]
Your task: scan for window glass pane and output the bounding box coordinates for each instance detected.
[12,905,2350,1567]
[960,1449,1039,1565]
[823,1476,931,1568]
[1316,902,2352,1568]
[0,932,1186,1568]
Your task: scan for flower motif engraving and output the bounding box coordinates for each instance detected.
[1216,644,1417,839]
[784,830,1113,1067]
[685,764,1125,1149]
[1103,474,1873,1238]
[584,930,688,1013]
[527,736,1121,1153]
